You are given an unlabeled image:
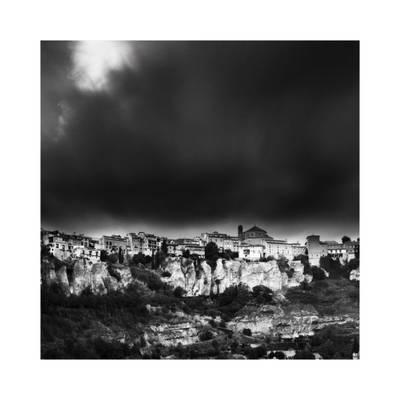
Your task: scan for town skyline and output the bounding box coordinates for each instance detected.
[41,221,359,245]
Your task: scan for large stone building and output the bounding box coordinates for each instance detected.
[42,229,101,262]
[166,238,205,257]
[138,232,158,255]
[306,235,360,266]
[126,232,160,256]
[239,225,306,261]
[238,243,265,261]
[99,235,128,252]
[200,231,240,252]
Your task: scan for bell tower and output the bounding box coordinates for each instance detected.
[238,225,243,240]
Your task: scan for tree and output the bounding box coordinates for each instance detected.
[161,240,168,255]
[294,350,315,359]
[182,249,191,258]
[118,247,124,264]
[311,266,326,280]
[342,236,351,244]
[252,285,273,303]
[153,250,165,269]
[205,242,219,262]
[100,250,108,262]
[173,286,187,298]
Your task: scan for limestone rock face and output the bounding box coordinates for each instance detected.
[162,258,290,296]
[41,256,134,296]
[182,259,197,295]
[286,261,305,288]
[162,259,186,290]
[228,304,319,339]
[55,265,70,296]
[90,263,109,295]
[71,259,92,295]
[41,259,57,286]
[41,258,70,295]
[192,261,212,296]
[239,260,283,291]
[146,322,200,347]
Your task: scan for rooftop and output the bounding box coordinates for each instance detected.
[245,225,267,233]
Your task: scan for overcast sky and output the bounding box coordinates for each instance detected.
[41,41,359,243]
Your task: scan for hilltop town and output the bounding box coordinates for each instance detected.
[41,224,359,268]
[41,224,360,359]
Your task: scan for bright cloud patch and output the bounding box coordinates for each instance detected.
[71,41,133,91]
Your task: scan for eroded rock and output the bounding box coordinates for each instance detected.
[161,258,299,296]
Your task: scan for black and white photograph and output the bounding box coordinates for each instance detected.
[4,2,400,400]
[41,40,359,359]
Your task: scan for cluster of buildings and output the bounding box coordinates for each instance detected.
[41,231,102,263]
[306,235,359,266]
[236,225,306,261]
[41,226,359,266]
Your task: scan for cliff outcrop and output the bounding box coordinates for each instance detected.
[161,258,304,296]
[41,257,134,296]
[228,303,358,339]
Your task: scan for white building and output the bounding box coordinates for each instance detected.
[238,244,265,261]
[238,226,305,261]
[201,231,240,252]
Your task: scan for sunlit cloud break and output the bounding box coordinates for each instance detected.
[71,41,134,91]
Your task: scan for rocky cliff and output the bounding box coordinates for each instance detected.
[41,257,133,296]
[161,258,309,296]
[228,303,358,339]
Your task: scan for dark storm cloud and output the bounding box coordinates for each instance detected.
[41,41,359,236]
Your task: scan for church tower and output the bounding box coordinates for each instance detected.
[238,225,243,240]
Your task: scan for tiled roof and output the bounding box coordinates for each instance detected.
[245,225,267,233]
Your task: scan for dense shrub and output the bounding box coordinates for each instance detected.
[319,256,350,279]
[107,253,119,264]
[252,285,273,304]
[277,256,290,272]
[218,284,251,306]
[311,266,327,280]
[242,328,252,336]
[42,337,142,359]
[130,266,167,292]
[268,351,286,359]
[199,330,214,341]
[293,350,315,359]
[173,287,187,298]
[246,345,267,359]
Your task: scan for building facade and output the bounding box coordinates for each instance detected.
[306,235,360,266]
[239,225,306,261]
[99,235,129,252]
[201,231,239,252]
